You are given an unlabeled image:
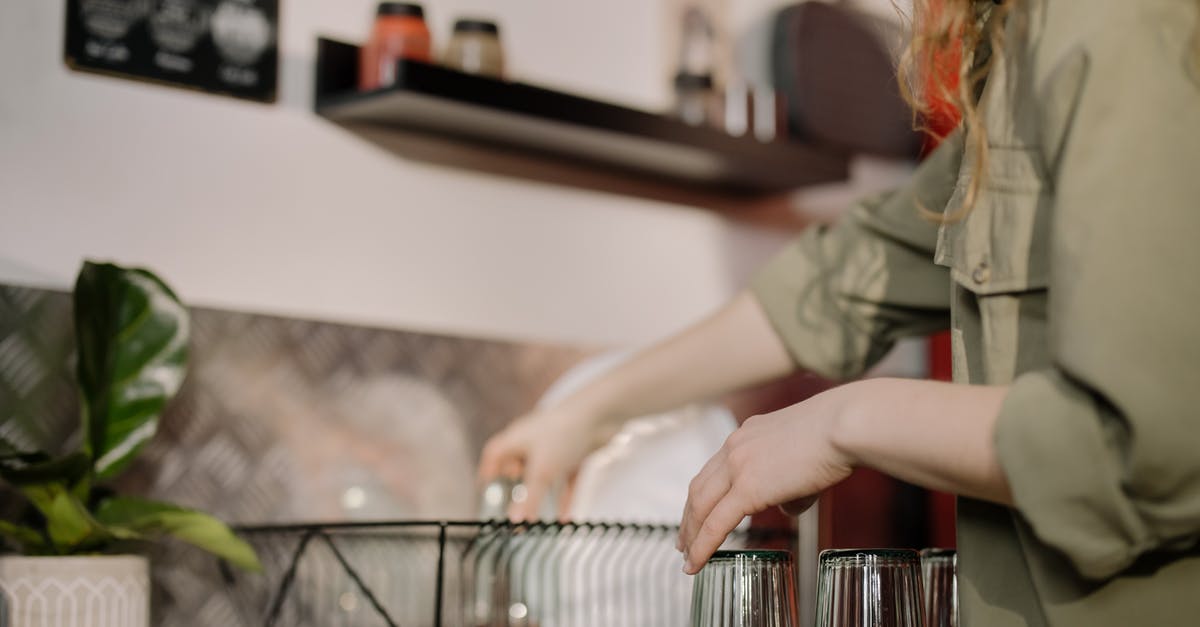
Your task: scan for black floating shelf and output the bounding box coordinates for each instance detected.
[315,37,849,195]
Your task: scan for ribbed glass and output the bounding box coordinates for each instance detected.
[815,549,924,627]
[920,548,958,627]
[690,550,800,627]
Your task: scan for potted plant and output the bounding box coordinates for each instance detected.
[0,261,260,626]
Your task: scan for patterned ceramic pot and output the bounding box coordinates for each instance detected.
[0,555,149,627]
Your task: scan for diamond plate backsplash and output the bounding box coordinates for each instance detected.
[0,283,587,625]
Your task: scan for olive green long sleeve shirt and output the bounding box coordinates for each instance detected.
[750,1,1200,624]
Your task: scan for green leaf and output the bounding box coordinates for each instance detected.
[74,262,189,480]
[95,497,261,572]
[21,483,109,552]
[0,520,49,554]
[0,452,90,487]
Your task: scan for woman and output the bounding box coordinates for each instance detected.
[480,0,1200,624]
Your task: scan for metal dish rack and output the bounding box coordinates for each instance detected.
[221,520,798,627]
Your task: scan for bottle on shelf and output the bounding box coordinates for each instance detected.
[442,18,505,79]
[672,6,722,128]
[359,2,432,91]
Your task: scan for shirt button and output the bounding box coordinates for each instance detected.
[972,261,990,285]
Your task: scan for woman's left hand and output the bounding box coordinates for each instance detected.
[677,377,1013,574]
[677,382,861,574]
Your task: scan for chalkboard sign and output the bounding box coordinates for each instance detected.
[64,0,279,103]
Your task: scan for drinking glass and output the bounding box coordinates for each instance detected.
[920,548,958,627]
[815,549,924,627]
[690,550,800,627]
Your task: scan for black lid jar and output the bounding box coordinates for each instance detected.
[442,17,505,78]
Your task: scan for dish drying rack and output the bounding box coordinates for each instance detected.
[220,520,799,627]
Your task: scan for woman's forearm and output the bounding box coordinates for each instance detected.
[480,290,797,519]
[563,290,796,431]
[834,378,1013,505]
[677,378,1014,571]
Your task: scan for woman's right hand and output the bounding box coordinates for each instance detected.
[478,292,796,521]
[477,405,614,521]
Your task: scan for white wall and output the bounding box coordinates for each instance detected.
[0,0,799,348]
[0,0,917,354]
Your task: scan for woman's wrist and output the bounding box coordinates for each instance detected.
[554,390,625,446]
[826,377,1013,504]
[826,378,884,470]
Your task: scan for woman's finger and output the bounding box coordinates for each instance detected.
[677,446,729,550]
[500,456,525,482]
[683,495,748,575]
[678,454,733,557]
[677,448,726,550]
[477,436,514,483]
[556,471,579,522]
[511,463,553,521]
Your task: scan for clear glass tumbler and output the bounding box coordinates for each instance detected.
[815,549,924,627]
[690,550,800,627]
[920,548,958,627]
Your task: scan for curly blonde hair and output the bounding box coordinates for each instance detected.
[897,0,1200,220]
[897,0,1011,220]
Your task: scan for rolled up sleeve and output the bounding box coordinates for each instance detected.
[995,3,1200,581]
[750,134,961,380]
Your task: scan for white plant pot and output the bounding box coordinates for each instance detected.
[0,555,149,627]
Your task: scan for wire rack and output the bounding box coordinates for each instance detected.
[220,520,799,627]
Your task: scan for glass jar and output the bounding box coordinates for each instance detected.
[816,549,925,627]
[443,18,505,78]
[920,548,959,627]
[690,550,799,627]
[359,2,432,91]
[674,71,722,127]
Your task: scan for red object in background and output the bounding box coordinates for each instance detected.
[820,468,913,549]
[920,0,965,155]
[927,331,957,547]
[923,0,964,549]
[359,2,433,91]
[820,3,969,540]
[818,0,965,550]
[744,0,966,551]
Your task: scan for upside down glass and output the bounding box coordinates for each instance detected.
[921,548,959,627]
[690,550,800,627]
[815,549,924,627]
